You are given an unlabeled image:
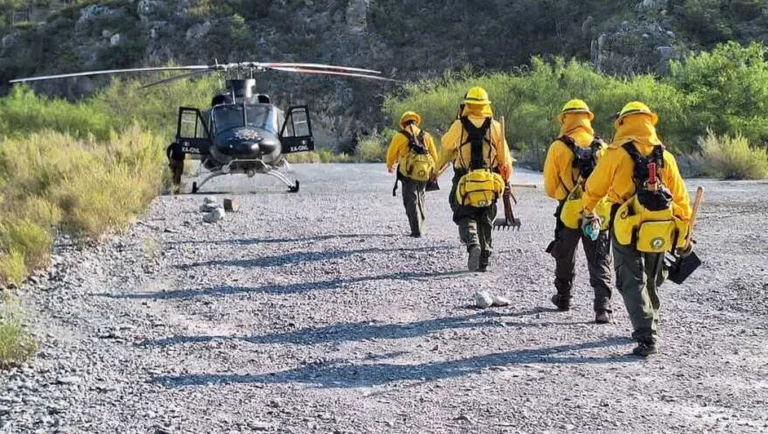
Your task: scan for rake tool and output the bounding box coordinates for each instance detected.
[492,116,522,231]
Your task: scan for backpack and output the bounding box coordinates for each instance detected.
[401,128,435,182]
[558,135,603,182]
[613,142,689,253]
[454,117,505,208]
[557,135,611,230]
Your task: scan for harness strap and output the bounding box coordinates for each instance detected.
[460,116,493,171]
[622,142,666,188]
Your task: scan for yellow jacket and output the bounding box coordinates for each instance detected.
[438,106,513,181]
[582,114,692,220]
[543,113,605,201]
[385,125,438,176]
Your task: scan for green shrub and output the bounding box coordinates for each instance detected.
[698,130,768,180]
[0,220,52,271]
[0,124,166,282]
[384,42,768,165]
[355,136,387,163]
[0,250,26,287]
[0,293,37,369]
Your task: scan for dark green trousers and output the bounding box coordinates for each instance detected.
[449,171,497,256]
[401,178,427,236]
[549,225,613,313]
[612,237,666,345]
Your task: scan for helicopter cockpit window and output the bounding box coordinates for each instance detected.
[211,105,271,133]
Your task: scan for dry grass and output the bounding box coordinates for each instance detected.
[697,130,768,180]
[0,124,166,283]
[0,292,38,369]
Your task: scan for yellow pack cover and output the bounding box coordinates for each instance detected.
[404,153,435,182]
[456,170,505,208]
[560,184,612,231]
[613,195,690,252]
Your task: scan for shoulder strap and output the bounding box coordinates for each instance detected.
[558,135,577,152]
[461,116,492,170]
[591,137,604,152]
[623,142,667,187]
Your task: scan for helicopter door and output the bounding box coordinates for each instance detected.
[176,107,212,155]
[279,106,315,153]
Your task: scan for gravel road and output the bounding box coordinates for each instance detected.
[2,164,767,434]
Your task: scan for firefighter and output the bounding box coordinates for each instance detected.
[435,87,513,272]
[582,102,692,357]
[543,99,613,324]
[386,111,438,237]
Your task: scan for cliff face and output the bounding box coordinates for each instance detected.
[1,0,767,148]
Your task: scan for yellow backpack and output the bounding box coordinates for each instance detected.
[612,143,689,253]
[456,169,506,207]
[560,183,612,231]
[401,129,435,182]
[454,116,505,208]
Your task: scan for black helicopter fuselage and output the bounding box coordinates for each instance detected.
[206,103,284,167]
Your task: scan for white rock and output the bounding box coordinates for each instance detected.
[474,291,493,309]
[56,376,82,385]
[492,295,511,307]
[203,208,225,223]
[199,203,220,212]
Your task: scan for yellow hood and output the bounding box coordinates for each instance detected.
[612,113,661,154]
[462,103,493,118]
[559,113,595,146]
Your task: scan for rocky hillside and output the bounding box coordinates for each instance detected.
[1,0,767,148]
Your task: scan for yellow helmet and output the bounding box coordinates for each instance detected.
[616,101,658,125]
[399,111,422,127]
[463,87,491,105]
[559,99,594,122]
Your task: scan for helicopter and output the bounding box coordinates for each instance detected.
[8,62,398,193]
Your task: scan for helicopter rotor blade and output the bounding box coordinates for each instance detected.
[9,65,212,83]
[266,66,401,82]
[139,69,216,89]
[259,63,382,74]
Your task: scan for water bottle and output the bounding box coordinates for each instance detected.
[583,216,601,241]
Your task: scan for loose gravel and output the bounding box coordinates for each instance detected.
[2,164,767,434]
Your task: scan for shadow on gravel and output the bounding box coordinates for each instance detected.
[100,270,465,300]
[174,246,451,269]
[152,337,638,389]
[139,309,571,348]
[165,233,392,246]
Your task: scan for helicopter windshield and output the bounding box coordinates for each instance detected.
[211,104,272,133]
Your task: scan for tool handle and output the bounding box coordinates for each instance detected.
[683,186,704,250]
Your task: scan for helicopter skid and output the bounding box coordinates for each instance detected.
[191,160,299,193]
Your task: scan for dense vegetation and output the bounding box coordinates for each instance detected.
[382,41,768,176]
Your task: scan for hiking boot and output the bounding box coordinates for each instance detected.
[467,245,481,272]
[632,342,658,357]
[595,311,612,324]
[478,252,491,272]
[550,293,571,311]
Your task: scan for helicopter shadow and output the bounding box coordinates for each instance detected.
[102,270,466,301]
[152,337,639,389]
[175,246,452,269]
